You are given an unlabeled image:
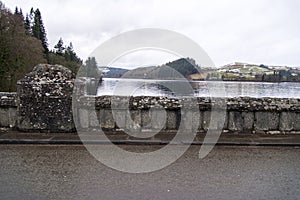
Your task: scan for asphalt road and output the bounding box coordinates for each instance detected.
[0,144,300,200]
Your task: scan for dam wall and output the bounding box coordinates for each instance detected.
[75,96,300,134]
[1,92,300,134]
[1,64,300,134]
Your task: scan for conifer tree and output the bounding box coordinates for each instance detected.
[24,14,31,34]
[85,57,100,78]
[0,1,46,91]
[19,8,23,18]
[32,8,48,52]
[54,38,65,55]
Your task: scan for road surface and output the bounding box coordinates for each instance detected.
[0,145,300,199]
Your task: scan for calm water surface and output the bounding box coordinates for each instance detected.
[97,78,300,98]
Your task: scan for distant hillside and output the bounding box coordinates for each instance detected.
[204,62,300,82]
[98,67,129,78]
[122,58,201,79]
[122,66,156,79]
[98,60,300,82]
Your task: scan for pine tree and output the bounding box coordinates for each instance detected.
[14,6,18,14]
[0,2,46,91]
[24,14,31,34]
[29,8,34,24]
[54,38,65,55]
[85,57,100,78]
[19,8,23,18]
[14,7,23,19]
[32,8,48,53]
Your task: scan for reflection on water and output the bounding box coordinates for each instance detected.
[97,78,300,98]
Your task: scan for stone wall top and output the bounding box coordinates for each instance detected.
[0,92,17,107]
[76,96,300,111]
[17,64,74,98]
[18,64,74,83]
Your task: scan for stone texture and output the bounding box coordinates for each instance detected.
[0,108,9,127]
[125,110,141,132]
[180,110,201,131]
[166,110,178,130]
[0,93,17,128]
[228,111,243,131]
[255,112,279,131]
[280,112,295,131]
[141,109,166,130]
[92,96,300,112]
[79,109,89,128]
[89,111,99,128]
[203,111,227,131]
[228,111,254,132]
[113,110,126,129]
[294,113,300,131]
[3,85,300,134]
[202,111,210,130]
[242,112,254,131]
[17,64,75,132]
[99,109,115,129]
[280,112,300,131]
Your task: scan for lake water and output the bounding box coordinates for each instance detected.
[97,78,300,98]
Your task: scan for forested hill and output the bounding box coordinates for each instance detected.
[0,1,83,91]
[122,58,201,79]
[99,67,129,78]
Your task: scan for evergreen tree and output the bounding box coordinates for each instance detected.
[29,7,34,23]
[0,1,46,91]
[14,7,24,20]
[65,42,74,61]
[54,38,65,55]
[85,57,100,78]
[24,14,31,34]
[32,8,48,52]
[48,39,82,74]
[64,42,81,63]
[18,8,23,19]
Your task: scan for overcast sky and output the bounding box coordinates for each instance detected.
[4,0,300,68]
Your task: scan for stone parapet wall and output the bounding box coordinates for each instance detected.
[75,96,300,134]
[1,89,300,134]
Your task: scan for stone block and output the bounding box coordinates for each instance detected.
[280,112,300,131]
[8,108,17,128]
[203,111,227,131]
[228,111,254,132]
[180,110,201,131]
[0,108,9,127]
[125,110,141,132]
[79,109,89,129]
[294,113,300,131]
[202,111,210,130]
[166,111,178,130]
[141,110,151,129]
[17,64,75,132]
[255,112,279,131]
[89,111,99,128]
[242,112,254,130]
[0,95,17,128]
[228,111,243,131]
[99,109,115,129]
[113,110,126,129]
[141,109,166,130]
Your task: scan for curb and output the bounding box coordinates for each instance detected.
[1,139,300,146]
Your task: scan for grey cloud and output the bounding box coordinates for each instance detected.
[5,0,300,67]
